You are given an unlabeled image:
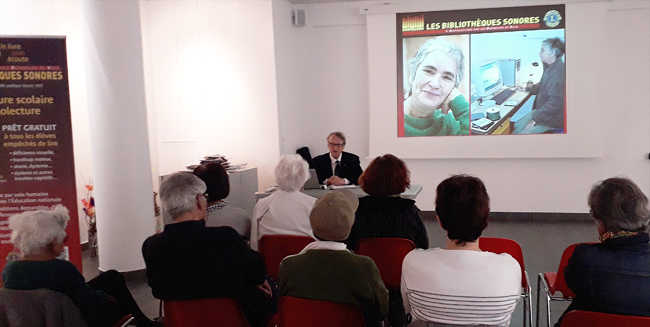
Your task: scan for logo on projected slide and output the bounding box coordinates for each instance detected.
[544,10,562,28]
[402,15,424,32]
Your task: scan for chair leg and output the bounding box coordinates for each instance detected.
[119,316,135,327]
[546,294,552,327]
[523,298,528,327]
[524,271,533,327]
[536,273,548,327]
[536,274,541,327]
[524,292,532,327]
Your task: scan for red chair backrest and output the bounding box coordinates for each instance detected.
[478,237,527,288]
[553,243,582,298]
[355,238,416,289]
[163,298,250,327]
[560,310,650,327]
[258,235,314,281]
[277,296,365,327]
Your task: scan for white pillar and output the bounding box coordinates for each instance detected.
[80,0,155,272]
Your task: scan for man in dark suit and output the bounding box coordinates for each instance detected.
[312,132,363,185]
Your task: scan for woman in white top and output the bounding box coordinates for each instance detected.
[193,162,251,240]
[250,154,317,250]
[401,175,521,327]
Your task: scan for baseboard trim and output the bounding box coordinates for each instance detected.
[421,211,591,222]
[119,268,148,281]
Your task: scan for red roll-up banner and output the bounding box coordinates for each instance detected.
[0,37,82,272]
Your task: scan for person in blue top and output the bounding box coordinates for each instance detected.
[556,177,650,326]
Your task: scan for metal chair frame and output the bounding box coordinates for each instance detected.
[537,273,572,327]
[536,243,587,327]
[114,314,135,327]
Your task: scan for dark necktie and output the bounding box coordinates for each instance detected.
[334,160,340,176]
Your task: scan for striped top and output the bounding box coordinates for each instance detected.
[401,248,521,326]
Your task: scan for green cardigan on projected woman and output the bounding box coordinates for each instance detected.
[404,93,470,136]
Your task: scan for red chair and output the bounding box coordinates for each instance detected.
[537,243,594,327]
[479,237,532,327]
[258,235,314,281]
[163,298,250,327]
[559,310,650,327]
[277,296,365,327]
[355,238,416,289]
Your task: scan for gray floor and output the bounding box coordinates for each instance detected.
[82,215,597,327]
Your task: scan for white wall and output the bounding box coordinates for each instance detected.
[140,0,281,190]
[3,0,648,241]
[0,0,93,242]
[273,0,650,212]
[0,0,282,243]
[273,1,370,163]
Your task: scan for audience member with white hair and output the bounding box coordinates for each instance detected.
[2,205,158,327]
[250,154,317,250]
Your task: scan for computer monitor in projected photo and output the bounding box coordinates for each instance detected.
[476,61,503,98]
[397,5,566,137]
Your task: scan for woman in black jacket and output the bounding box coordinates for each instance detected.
[346,154,428,251]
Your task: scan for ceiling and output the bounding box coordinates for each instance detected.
[287,0,366,3]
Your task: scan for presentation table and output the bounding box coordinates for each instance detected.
[255,185,422,200]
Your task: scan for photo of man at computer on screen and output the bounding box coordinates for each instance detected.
[470,30,566,135]
[397,4,566,137]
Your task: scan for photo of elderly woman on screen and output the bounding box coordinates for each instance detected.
[402,36,470,137]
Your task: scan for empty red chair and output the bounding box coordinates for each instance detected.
[355,238,416,289]
[163,298,250,327]
[559,310,650,327]
[258,235,314,281]
[537,243,593,327]
[277,296,365,327]
[479,237,532,327]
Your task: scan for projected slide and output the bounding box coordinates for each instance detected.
[397,5,566,137]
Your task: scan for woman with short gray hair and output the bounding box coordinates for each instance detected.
[558,177,650,325]
[588,177,650,235]
[250,154,316,251]
[2,205,158,327]
[403,37,470,136]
